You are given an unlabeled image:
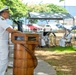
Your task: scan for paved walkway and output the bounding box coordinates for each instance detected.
[5,41,57,75]
[34,59,57,75]
[5,59,57,75]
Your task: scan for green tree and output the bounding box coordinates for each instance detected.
[0,0,28,20]
[27,4,68,13]
[0,1,4,9]
[46,4,68,13]
[59,0,64,2]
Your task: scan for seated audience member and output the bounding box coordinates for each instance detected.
[59,29,72,47]
[40,36,46,48]
[44,33,50,47]
[49,32,56,47]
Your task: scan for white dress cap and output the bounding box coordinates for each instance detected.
[0,6,8,13]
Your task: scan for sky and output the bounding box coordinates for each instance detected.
[22,0,76,6]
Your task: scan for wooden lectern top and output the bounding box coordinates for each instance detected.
[11,32,39,45]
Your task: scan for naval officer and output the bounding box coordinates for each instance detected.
[0,6,21,75]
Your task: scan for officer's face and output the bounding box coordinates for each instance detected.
[2,10,10,19]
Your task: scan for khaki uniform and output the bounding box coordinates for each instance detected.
[49,33,56,46]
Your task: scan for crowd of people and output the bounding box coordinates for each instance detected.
[40,30,56,48]
[39,29,72,48]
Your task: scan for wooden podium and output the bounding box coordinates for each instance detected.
[11,32,39,75]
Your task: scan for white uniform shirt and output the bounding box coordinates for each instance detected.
[0,16,10,45]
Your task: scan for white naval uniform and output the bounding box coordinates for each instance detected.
[40,36,46,47]
[0,16,10,75]
[59,33,72,47]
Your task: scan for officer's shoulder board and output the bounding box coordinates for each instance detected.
[1,17,4,20]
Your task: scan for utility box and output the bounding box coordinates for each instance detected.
[11,32,39,75]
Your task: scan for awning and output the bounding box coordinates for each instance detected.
[28,12,74,20]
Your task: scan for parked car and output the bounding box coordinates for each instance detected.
[43,23,59,32]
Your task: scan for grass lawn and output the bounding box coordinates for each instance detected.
[35,46,76,75]
[46,46,76,52]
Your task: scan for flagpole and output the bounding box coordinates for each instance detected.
[64,0,65,8]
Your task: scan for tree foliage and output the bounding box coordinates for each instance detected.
[59,0,64,2]
[0,1,4,9]
[27,3,68,13]
[0,0,28,20]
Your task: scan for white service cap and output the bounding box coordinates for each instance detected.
[0,6,9,13]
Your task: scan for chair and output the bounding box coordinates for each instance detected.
[65,38,72,46]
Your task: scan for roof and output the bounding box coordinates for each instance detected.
[28,12,74,20]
